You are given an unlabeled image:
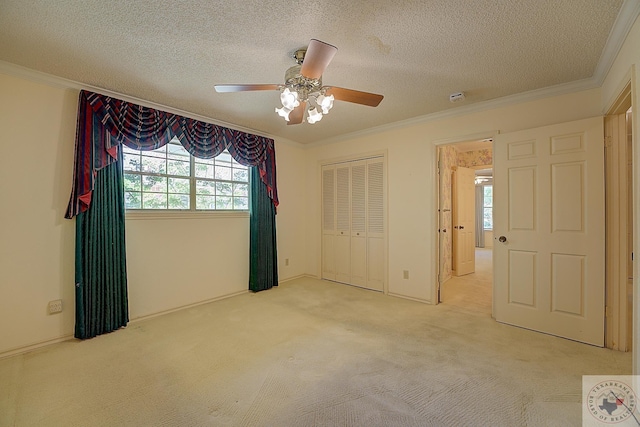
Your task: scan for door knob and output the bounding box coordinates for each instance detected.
[459,225,464,230]
[498,235,507,243]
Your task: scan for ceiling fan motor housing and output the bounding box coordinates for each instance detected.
[285,65,322,100]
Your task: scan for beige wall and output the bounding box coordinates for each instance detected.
[304,88,603,303]
[0,72,307,356]
[0,74,77,354]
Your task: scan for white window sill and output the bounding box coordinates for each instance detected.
[125,210,249,220]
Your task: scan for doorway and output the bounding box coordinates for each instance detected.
[605,82,634,352]
[437,139,494,309]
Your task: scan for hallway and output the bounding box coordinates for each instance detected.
[441,248,493,316]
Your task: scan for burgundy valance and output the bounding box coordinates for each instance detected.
[65,90,278,218]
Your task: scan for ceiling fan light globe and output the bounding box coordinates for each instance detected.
[307,107,323,124]
[317,94,334,114]
[275,106,291,121]
[280,88,300,110]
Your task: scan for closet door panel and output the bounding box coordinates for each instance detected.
[367,238,385,291]
[367,159,385,290]
[335,165,351,284]
[351,162,367,286]
[321,166,336,280]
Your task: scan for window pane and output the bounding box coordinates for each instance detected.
[144,146,167,158]
[233,183,248,197]
[215,166,232,181]
[196,195,215,210]
[125,191,141,209]
[167,143,189,157]
[483,207,493,229]
[123,153,141,172]
[196,180,216,195]
[143,193,167,209]
[233,197,248,210]
[168,159,190,176]
[216,152,232,163]
[195,163,213,179]
[216,181,232,195]
[143,175,167,192]
[216,196,232,209]
[233,168,248,182]
[483,185,493,207]
[168,177,190,194]
[168,194,190,209]
[124,173,141,191]
[141,156,166,174]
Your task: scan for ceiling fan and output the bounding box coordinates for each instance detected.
[214,39,384,125]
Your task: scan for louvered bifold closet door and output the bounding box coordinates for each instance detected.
[321,165,336,280]
[335,164,351,284]
[367,158,385,291]
[350,161,367,287]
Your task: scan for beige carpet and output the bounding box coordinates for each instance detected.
[442,247,494,314]
[0,271,632,426]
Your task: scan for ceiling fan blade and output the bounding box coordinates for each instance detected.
[325,87,384,107]
[287,101,306,125]
[214,84,280,93]
[300,39,337,80]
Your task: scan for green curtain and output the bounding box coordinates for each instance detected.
[75,149,129,339]
[249,167,278,292]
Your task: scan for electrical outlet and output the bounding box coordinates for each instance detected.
[285,258,289,266]
[48,299,62,314]
[403,270,409,279]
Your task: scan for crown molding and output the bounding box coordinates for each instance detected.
[593,0,640,85]
[308,77,599,148]
[0,59,288,143]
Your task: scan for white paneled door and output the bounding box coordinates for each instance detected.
[493,117,605,346]
[452,166,476,276]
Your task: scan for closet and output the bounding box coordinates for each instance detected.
[321,156,385,291]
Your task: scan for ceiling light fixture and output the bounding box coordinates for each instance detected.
[215,39,383,126]
[274,49,335,124]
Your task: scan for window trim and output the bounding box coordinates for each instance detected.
[125,209,249,220]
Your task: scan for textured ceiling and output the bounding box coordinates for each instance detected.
[0,0,630,144]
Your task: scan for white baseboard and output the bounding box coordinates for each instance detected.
[130,290,249,324]
[0,334,75,360]
[278,274,316,284]
[387,292,433,305]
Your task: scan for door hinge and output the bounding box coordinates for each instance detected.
[605,306,611,317]
[604,135,612,148]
